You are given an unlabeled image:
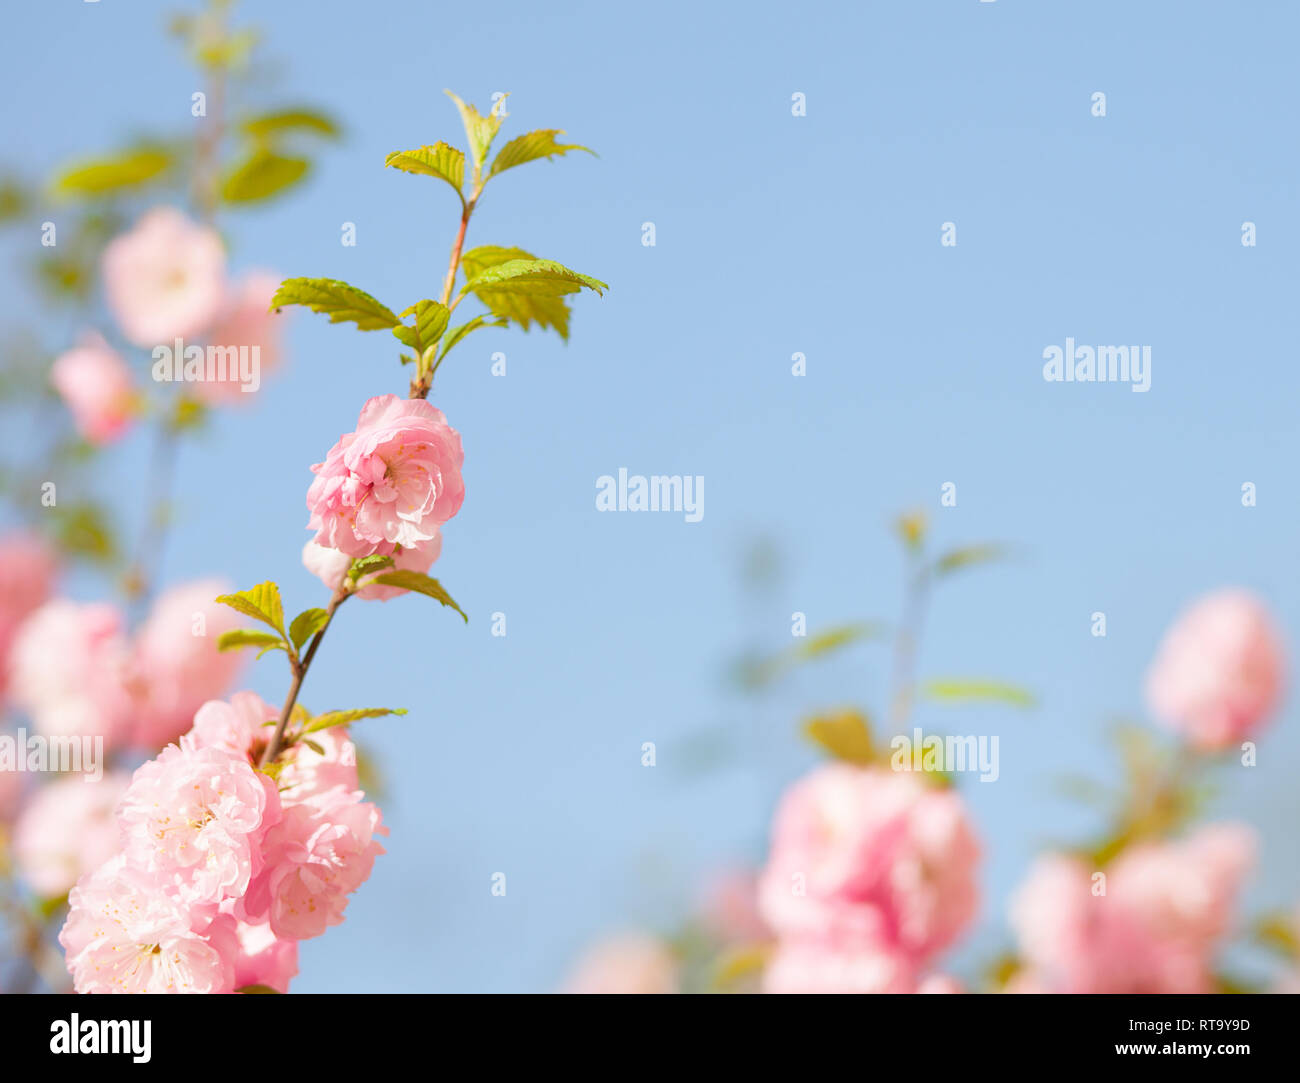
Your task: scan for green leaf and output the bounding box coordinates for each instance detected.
[214,582,286,637]
[384,142,465,199]
[802,709,875,766]
[269,277,400,331]
[1253,914,1300,959]
[217,629,286,653]
[301,738,327,756]
[241,108,340,141]
[439,314,507,360]
[462,257,607,298]
[288,608,330,651]
[460,250,606,339]
[744,622,886,688]
[921,679,1035,708]
[304,706,408,734]
[53,147,171,197]
[368,570,467,622]
[392,300,450,353]
[933,544,1007,577]
[348,554,395,581]
[221,150,311,204]
[445,90,506,179]
[236,984,282,994]
[488,129,594,179]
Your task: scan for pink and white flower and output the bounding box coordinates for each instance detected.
[13,772,130,898]
[1145,589,1285,750]
[306,394,464,558]
[0,531,57,699]
[50,333,135,444]
[102,207,225,347]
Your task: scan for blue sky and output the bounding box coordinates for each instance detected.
[2,0,1298,990]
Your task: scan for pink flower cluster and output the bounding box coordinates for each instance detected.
[1009,823,1255,993]
[60,692,386,993]
[757,764,979,993]
[6,579,247,749]
[51,207,285,444]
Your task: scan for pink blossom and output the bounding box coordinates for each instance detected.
[762,938,918,994]
[0,766,21,823]
[1009,824,1256,993]
[7,600,134,744]
[301,531,442,601]
[0,531,57,699]
[60,856,235,994]
[50,333,134,444]
[188,691,359,800]
[13,772,129,898]
[562,933,679,994]
[102,207,225,346]
[700,868,769,944]
[129,580,248,747]
[232,919,299,993]
[118,743,280,906]
[243,789,385,940]
[196,271,285,404]
[917,972,963,994]
[758,764,980,961]
[306,394,464,558]
[1145,589,1285,750]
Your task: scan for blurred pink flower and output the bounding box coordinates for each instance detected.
[762,938,917,993]
[302,531,442,601]
[232,919,299,993]
[1145,589,1284,750]
[917,972,964,993]
[0,531,57,699]
[306,394,464,558]
[562,933,679,994]
[758,764,980,962]
[50,333,134,444]
[8,600,134,745]
[0,764,21,823]
[60,855,235,994]
[129,579,247,747]
[1009,823,1256,993]
[700,867,769,944]
[13,772,129,898]
[102,207,225,346]
[196,271,285,404]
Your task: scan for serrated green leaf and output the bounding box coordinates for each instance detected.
[392,300,450,353]
[269,278,400,331]
[460,251,605,339]
[217,628,286,653]
[214,581,286,637]
[462,257,607,297]
[242,109,340,141]
[221,150,310,204]
[304,706,408,734]
[439,314,508,360]
[921,679,1035,708]
[488,129,594,179]
[802,709,875,766]
[933,544,1007,577]
[384,142,465,199]
[368,570,467,621]
[288,607,329,651]
[445,90,506,179]
[348,554,395,580]
[53,148,171,197]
